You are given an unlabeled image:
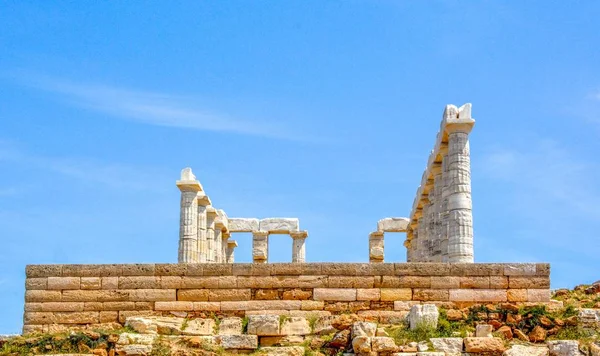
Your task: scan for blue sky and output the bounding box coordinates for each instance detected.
[1,1,599,334]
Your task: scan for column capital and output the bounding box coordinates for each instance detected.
[369,231,384,239]
[290,230,308,239]
[176,168,203,192]
[252,231,269,237]
[196,193,211,206]
[227,240,238,248]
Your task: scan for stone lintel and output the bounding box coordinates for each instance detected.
[259,218,299,234]
[228,218,260,232]
[377,217,409,233]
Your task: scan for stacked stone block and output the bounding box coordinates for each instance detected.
[23,262,550,333]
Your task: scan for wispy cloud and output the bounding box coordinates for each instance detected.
[12,74,296,140]
[0,140,167,191]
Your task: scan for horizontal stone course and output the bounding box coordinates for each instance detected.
[22,262,551,330]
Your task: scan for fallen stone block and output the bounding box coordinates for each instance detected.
[547,340,583,356]
[218,334,258,350]
[464,337,505,353]
[247,315,280,336]
[280,317,311,336]
[503,344,549,356]
[429,337,463,354]
[409,304,439,330]
[257,346,305,356]
[352,321,377,338]
[219,317,243,335]
[371,336,398,352]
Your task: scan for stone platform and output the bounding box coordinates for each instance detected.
[23,262,550,333]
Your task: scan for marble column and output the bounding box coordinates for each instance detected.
[252,231,269,263]
[430,164,443,262]
[206,207,217,263]
[291,231,308,263]
[226,240,238,263]
[368,231,384,263]
[439,145,450,262]
[196,194,211,263]
[176,168,202,263]
[445,107,475,263]
[221,232,230,263]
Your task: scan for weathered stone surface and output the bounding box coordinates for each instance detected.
[313,288,357,301]
[259,335,304,347]
[377,217,410,232]
[503,344,549,356]
[247,315,280,336]
[409,304,438,330]
[352,321,377,338]
[381,288,412,301]
[590,343,600,356]
[529,325,547,343]
[372,336,398,352]
[280,317,310,336]
[259,218,299,233]
[475,324,493,337]
[228,218,259,232]
[464,337,505,353]
[430,337,463,354]
[219,317,243,335]
[328,329,350,348]
[258,346,304,356]
[218,334,258,349]
[547,340,583,356]
[183,318,216,335]
[352,336,371,353]
[125,316,184,335]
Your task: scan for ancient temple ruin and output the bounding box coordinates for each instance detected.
[178,103,474,264]
[176,168,307,264]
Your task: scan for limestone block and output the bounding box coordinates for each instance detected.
[246,300,301,311]
[280,317,311,335]
[377,217,410,232]
[259,335,304,347]
[509,277,550,289]
[352,321,377,338]
[409,304,439,330]
[25,302,84,312]
[128,289,176,301]
[300,300,324,311]
[26,264,63,278]
[590,343,600,356]
[463,337,505,353]
[219,317,243,335]
[430,276,460,289]
[313,288,357,301]
[528,289,551,302]
[80,277,101,290]
[504,344,549,356]
[504,263,537,276]
[473,289,507,302]
[25,278,48,290]
[282,289,312,300]
[99,311,118,323]
[116,344,153,355]
[507,289,527,302]
[193,302,221,311]
[429,337,463,354]
[578,308,600,328]
[352,336,371,353]
[357,289,380,301]
[228,218,260,232]
[547,340,583,356]
[155,301,194,311]
[247,315,280,336]
[183,318,216,336]
[380,289,412,301]
[370,336,397,352]
[25,290,62,302]
[475,324,493,337]
[47,277,80,290]
[258,346,305,356]
[259,218,299,233]
[101,277,119,290]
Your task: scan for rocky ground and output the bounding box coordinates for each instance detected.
[2,283,599,356]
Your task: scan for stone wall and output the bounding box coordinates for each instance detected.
[23,262,550,333]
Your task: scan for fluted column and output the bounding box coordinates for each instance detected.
[252,231,269,263]
[445,109,475,263]
[430,164,443,262]
[226,240,238,263]
[176,168,203,263]
[221,232,230,263]
[291,231,308,263]
[439,145,450,262]
[206,207,217,263]
[196,194,211,263]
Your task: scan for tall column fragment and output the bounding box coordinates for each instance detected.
[252,231,269,263]
[176,168,203,263]
[291,231,308,263]
[206,207,217,263]
[226,240,238,263]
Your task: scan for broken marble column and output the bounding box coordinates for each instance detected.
[290,230,308,263]
[226,240,238,263]
[206,207,217,263]
[444,104,475,263]
[176,168,203,263]
[252,231,269,263]
[369,231,384,263]
[196,193,211,263]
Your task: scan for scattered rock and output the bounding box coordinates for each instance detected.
[446,309,464,321]
[351,321,377,338]
[529,325,547,343]
[430,337,463,354]
[409,304,439,330]
[332,314,360,330]
[247,315,280,336]
[258,346,304,356]
[476,324,493,337]
[514,328,529,342]
[328,330,350,349]
[183,318,215,336]
[503,344,549,356]
[280,317,311,336]
[464,337,506,353]
[547,340,583,356]
[352,336,371,353]
[371,336,397,352]
[218,334,258,350]
[497,325,513,340]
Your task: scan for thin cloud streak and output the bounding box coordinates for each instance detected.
[14,74,297,140]
[0,141,167,192]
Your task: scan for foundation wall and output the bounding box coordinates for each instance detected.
[23,262,550,331]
